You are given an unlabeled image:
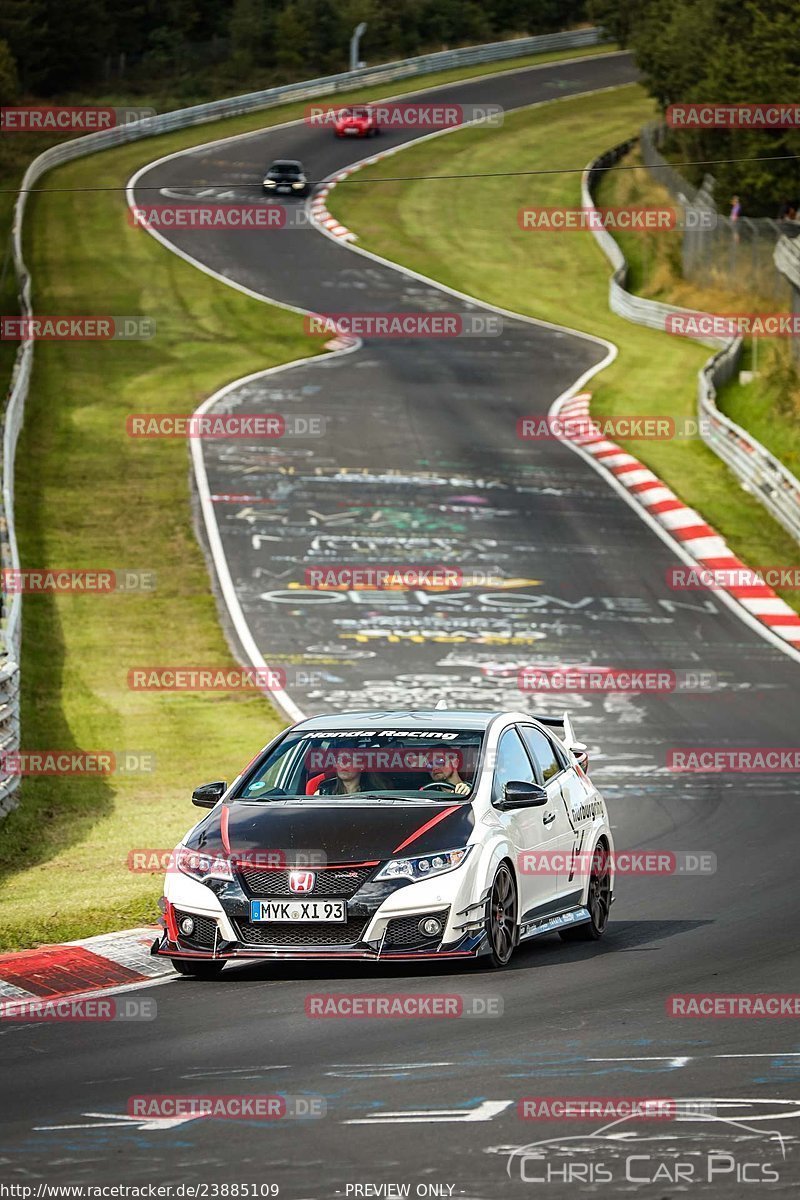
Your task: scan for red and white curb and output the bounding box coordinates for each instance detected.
[559,392,800,646]
[0,927,173,1005]
[310,150,395,241]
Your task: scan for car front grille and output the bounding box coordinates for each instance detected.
[233,916,369,948]
[238,865,375,899]
[383,908,450,950]
[174,909,218,949]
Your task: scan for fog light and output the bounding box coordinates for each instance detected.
[179,916,195,936]
[419,916,442,938]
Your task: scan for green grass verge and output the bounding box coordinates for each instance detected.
[0,43,620,951]
[716,343,800,479]
[595,145,800,483]
[328,83,800,611]
[0,145,310,951]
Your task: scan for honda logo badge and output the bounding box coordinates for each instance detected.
[288,870,315,893]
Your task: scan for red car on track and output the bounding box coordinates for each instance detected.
[334,105,380,137]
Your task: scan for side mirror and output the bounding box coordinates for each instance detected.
[499,779,548,809]
[192,781,227,808]
[569,743,590,773]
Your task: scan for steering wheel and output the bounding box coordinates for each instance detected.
[419,781,457,792]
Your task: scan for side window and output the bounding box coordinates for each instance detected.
[240,741,302,797]
[491,729,535,806]
[519,726,563,784]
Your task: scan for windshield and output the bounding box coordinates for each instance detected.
[269,163,302,176]
[236,728,483,802]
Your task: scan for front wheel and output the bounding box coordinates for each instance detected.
[560,843,611,942]
[171,958,225,979]
[485,863,518,967]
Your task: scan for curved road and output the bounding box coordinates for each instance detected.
[3,51,799,1197]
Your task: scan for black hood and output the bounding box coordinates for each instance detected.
[186,798,474,863]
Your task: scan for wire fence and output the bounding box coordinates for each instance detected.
[774,235,800,363]
[584,142,800,548]
[640,122,797,304]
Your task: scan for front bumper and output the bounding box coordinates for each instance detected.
[152,932,483,963]
[156,868,488,962]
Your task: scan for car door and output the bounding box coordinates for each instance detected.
[490,727,557,917]
[518,724,581,910]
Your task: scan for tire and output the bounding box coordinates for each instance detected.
[171,958,226,979]
[560,842,611,942]
[484,863,518,967]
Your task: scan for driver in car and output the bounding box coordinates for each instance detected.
[314,745,389,796]
[424,748,471,795]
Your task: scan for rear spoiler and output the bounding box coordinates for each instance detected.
[534,711,590,771]
[533,711,577,747]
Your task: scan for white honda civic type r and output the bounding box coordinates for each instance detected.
[152,708,615,977]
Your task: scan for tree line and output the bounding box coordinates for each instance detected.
[0,0,585,100]
[590,0,800,216]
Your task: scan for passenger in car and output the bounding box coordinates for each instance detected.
[314,750,389,796]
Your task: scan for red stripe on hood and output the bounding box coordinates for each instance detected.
[220,805,231,855]
[392,805,461,854]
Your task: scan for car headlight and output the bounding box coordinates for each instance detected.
[291,180,305,190]
[175,845,234,884]
[375,846,471,882]
[263,179,276,188]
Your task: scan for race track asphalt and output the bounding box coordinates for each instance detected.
[2,51,799,1198]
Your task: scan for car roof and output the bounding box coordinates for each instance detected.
[292,709,504,733]
[269,159,303,168]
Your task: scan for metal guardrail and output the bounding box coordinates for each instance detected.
[583,142,800,546]
[0,25,610,816]
[583,142,726,346]
[775,236,800,363]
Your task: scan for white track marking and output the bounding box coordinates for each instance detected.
[346,1099,514,1124]
[35,1110,203,1131]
